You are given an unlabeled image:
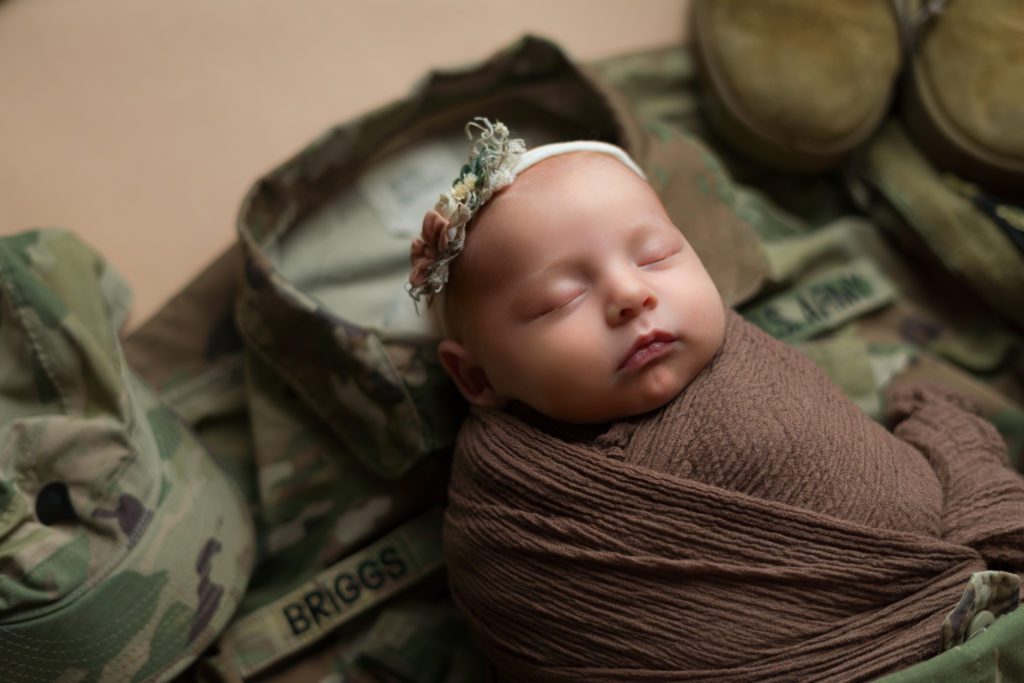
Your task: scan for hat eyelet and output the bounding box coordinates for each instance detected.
[35,481,78,526]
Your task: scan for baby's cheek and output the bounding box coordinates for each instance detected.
[551,330,609,377]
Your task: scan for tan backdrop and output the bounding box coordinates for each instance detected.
[0,0,690,330]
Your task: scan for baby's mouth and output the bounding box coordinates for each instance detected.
[619,330,678,371]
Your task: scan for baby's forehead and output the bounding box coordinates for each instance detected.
[459,157,667,282]
[453,199,541,294]
[511,149,626,191]
[478,152,647,232]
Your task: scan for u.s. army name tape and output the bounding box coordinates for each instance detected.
[744,258,896,342]
[220,506,444,677]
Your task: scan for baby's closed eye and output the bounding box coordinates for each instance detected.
[533,285,586,318]
[637,244,681,268]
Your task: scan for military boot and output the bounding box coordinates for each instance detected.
[900,0,1024,196]
[692,0,901,171]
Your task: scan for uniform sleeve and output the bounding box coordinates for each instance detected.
[885,381,1024,570]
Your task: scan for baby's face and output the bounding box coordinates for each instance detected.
[440,153,725,424]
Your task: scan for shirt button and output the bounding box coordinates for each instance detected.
[966,610,995,640]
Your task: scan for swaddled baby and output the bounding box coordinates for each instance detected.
[408,119,1024,682]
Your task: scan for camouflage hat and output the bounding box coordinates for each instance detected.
[0,230,255,681]
[235,35,769,481]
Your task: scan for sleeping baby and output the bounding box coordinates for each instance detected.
[407,118,1024,683]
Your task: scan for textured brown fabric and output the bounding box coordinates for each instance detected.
[443,309,1024,682]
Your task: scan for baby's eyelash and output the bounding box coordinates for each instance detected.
[639,248,680,266]
[538,291,584,317]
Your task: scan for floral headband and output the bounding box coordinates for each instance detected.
[406,117,645,304]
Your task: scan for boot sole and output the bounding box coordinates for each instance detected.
[692,0,895,172]
[901,59,1024,198]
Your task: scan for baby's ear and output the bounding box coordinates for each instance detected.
[437,339,505,408]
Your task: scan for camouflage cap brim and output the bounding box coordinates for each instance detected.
[0,230,255,682]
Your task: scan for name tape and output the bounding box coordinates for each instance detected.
[220,506,444,677]
[744,259,896,342]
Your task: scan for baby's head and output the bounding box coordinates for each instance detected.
[409,119,725,424]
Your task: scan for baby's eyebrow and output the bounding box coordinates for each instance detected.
[631,218,678,243]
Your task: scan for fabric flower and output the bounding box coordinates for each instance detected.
[408,239,432,289]
[436,192,458,218]
[408,209,451,290]
[407,117,526,304]
[421,209,451,252]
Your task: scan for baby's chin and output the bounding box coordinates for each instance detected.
[618,362,692,416]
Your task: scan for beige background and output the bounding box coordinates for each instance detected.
[0,0,691,330]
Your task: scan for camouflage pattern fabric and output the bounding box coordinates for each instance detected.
[0,230,255,682]
[880,611,1024,683]
[851,121,1024,330]
[1,35,1010,683]
[940,570,1020,652]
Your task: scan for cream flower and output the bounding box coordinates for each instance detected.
[435,192,458,218]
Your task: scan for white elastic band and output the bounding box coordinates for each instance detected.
[513,141,646,180]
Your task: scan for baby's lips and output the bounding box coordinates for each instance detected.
[618,330,678,370]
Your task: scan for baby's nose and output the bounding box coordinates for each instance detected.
[606,282,657,326]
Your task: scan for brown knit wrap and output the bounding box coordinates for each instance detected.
[443,310,1024,682]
